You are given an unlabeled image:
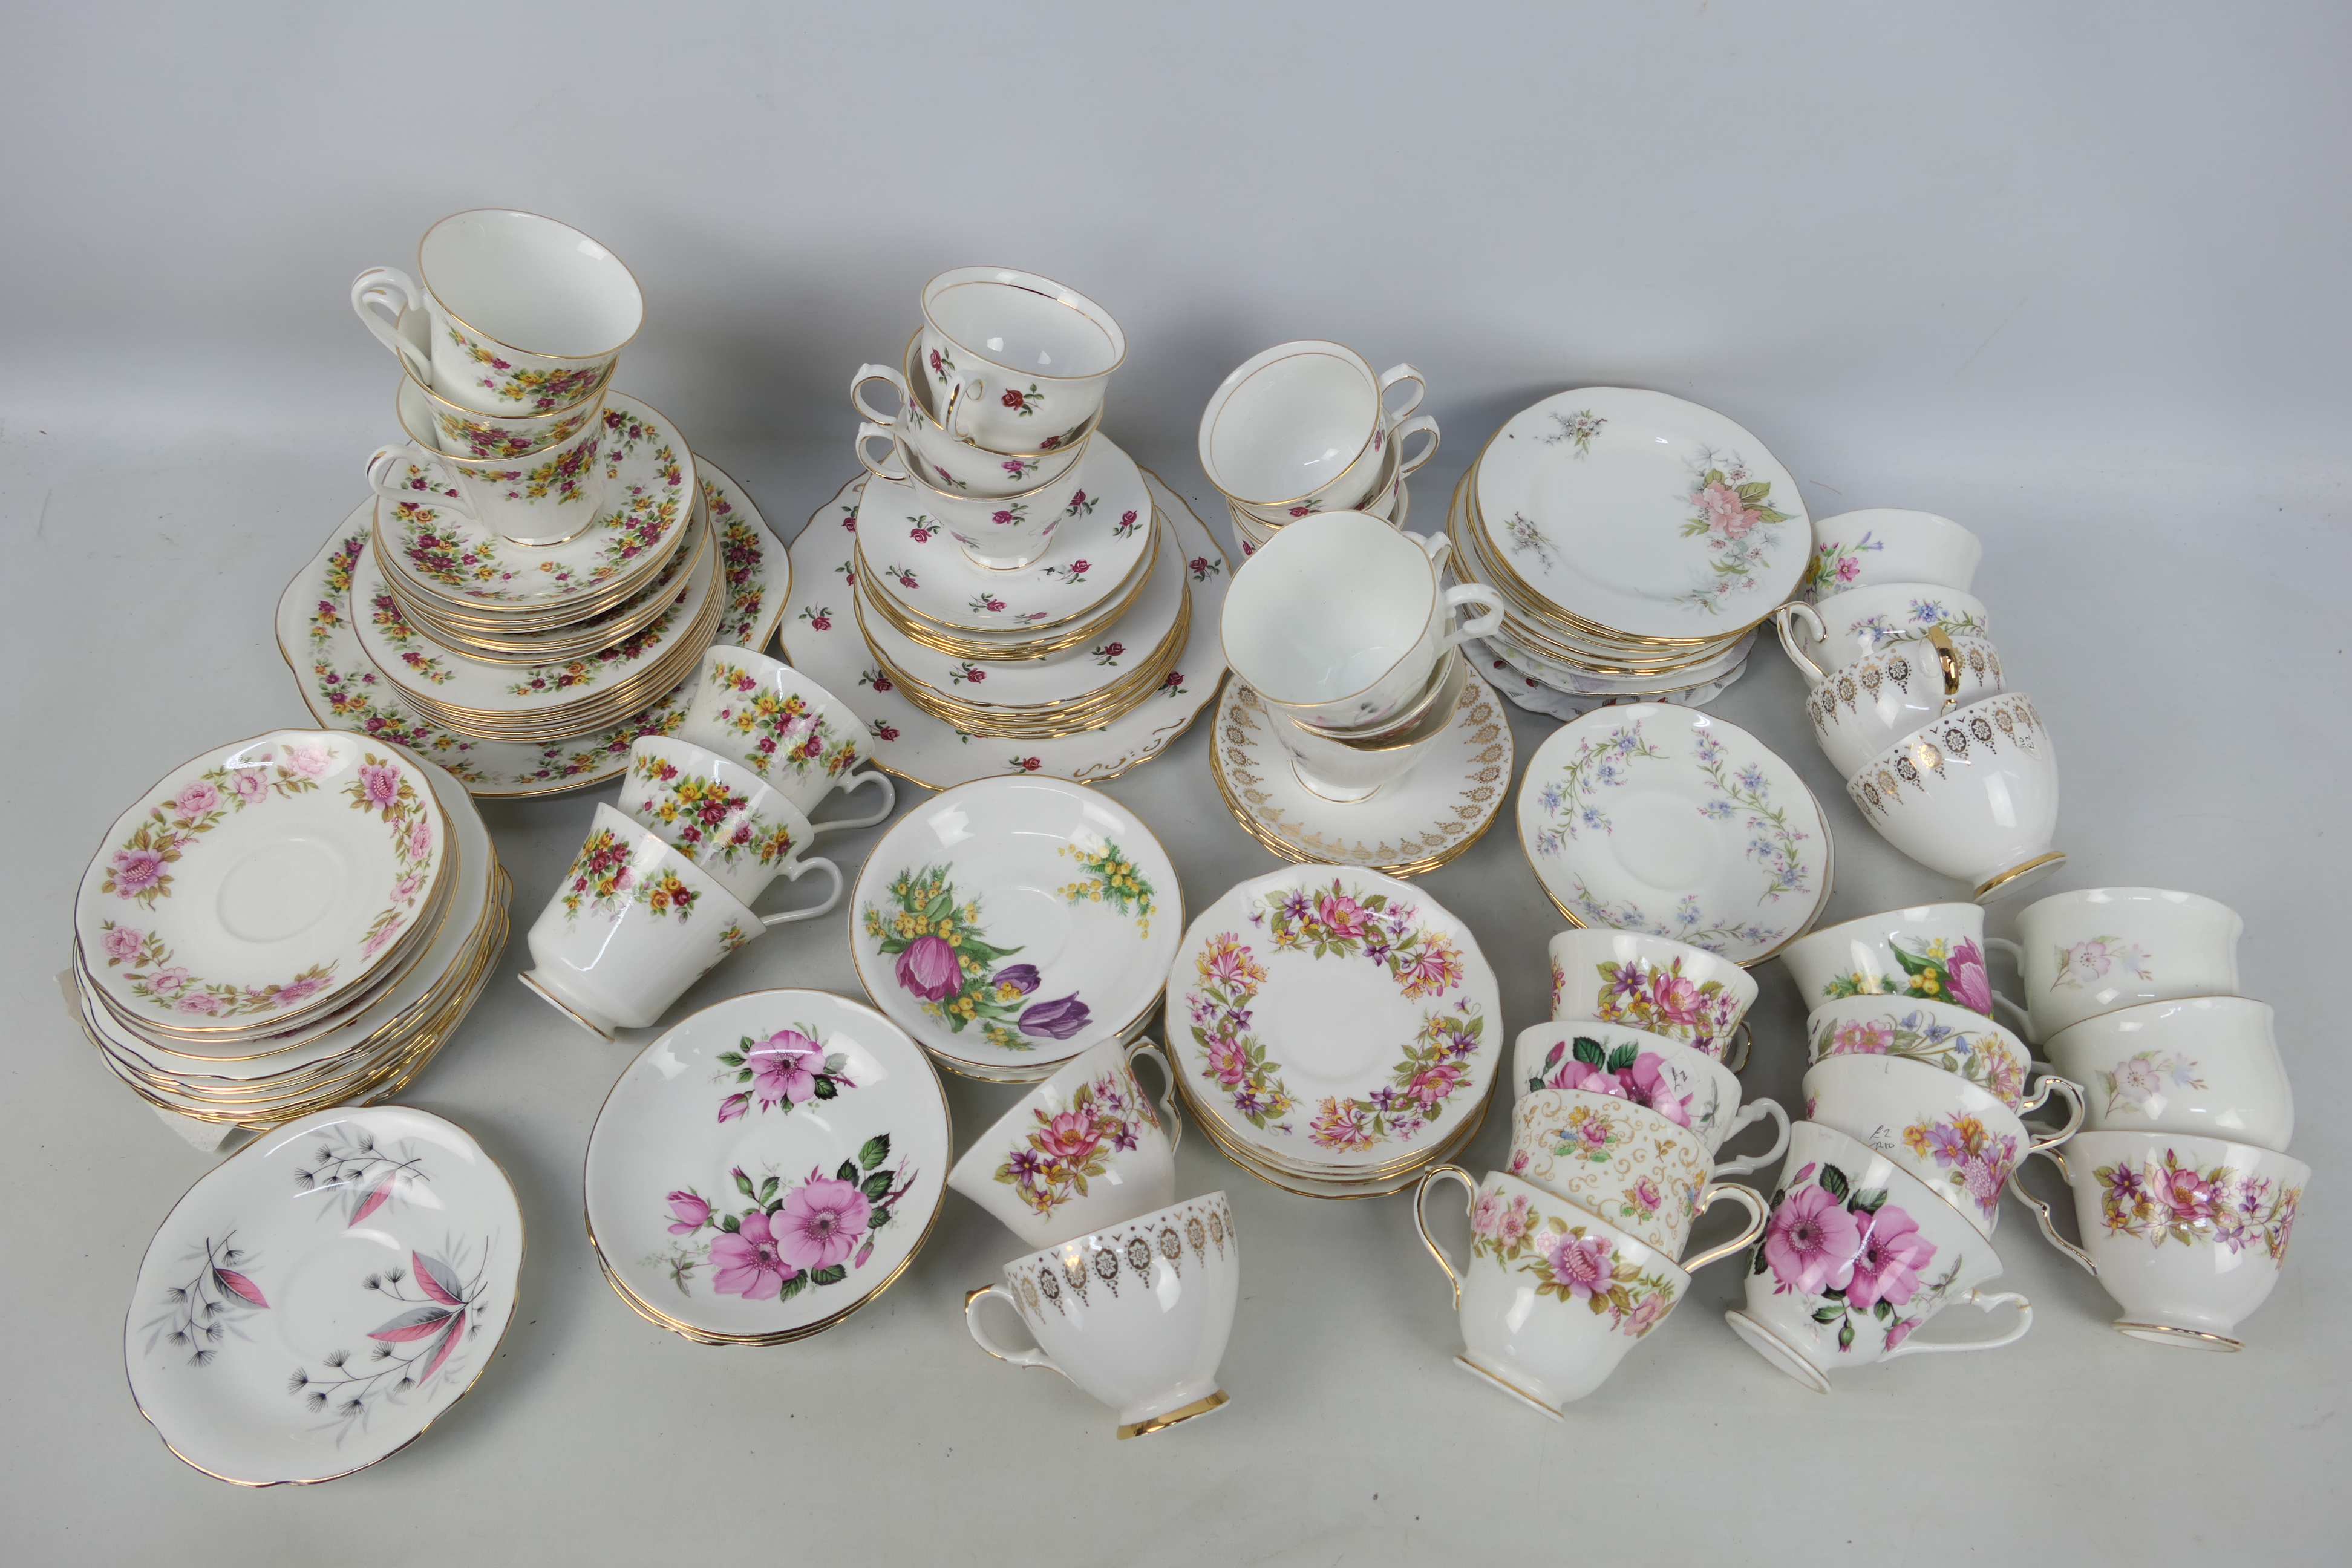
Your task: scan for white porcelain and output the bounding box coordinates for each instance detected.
[1847,691,2064,901]
[2011,1130,2305,1350]
[618,736,867,908]
[408,365,606,460]
[678,645,895,822]
[1806,993,2035,1111]
[1259,664,1460,804]
[1226,410,1435,527]
[1476,638,1753,719]
[1803,631,2008,776]
[1513,1021,1785,1162]
[125,1106,521,1484]
[918,267,1125,452]
[1803,1053,2083,1239]
[853,335,1095,497]
[965,1192,1237,1438]
[948,1037,1181,1250]
[521,805,839,1039]
[857,422,1109,570]
[1725,1121,2030,1392]
[2042,997,2292,1153]
[583,990,949,1341]
[1508,1088,1779,1256]
[1774,581,1993,681]
[1518,704,1831,965]
[1221,512,1503,731]
[1546,929,1757,1062]
[1415,1168,1755,1418]
[1198,339,1426,511]
[1803,509,1983,601]
[1989,886,2244,1043]
[1779,903,2008,1021]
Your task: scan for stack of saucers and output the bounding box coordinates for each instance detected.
[70,731,508,1128]
[1164,866,1501,1198]
[1449,387,1809,717]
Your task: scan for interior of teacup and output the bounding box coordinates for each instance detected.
[1201,344,1379,502]
[925,270,1125,379]
[1221,514,1432,704]
[420,209,643,358]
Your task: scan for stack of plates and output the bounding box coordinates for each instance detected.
[71,731,508,1126]
[1450,388,1810,716]
[1165,866,1501,1198]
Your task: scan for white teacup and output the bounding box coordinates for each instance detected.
[1414,1168,1759,1418]
[1508,1088,1778,1259]
[1803,630,2007,777]
[854,423,1096,569]
[1774,581,1992,681]
[949,1037,1183,1251]
[368,374,606,547]
[851,337,1093,498]
[964,1192,1236,1439]
[1263,650,1466,803]
[1803,509,1983,602]
[1547,929,1757,1063]
[1985,886,2243,1043]
[617,736,866,909]
[520,805,841,1039]
[1198,339,1426,514]
[1725,1120,2031,1393]
[2010,1131,2306,1351]
[1225,410,1439,527]
[1806,993,2035,1111]
[1847,691,2063,901]
[1221,513,1503,731]
[918,267,1125,452]
[1513,1021,1786,1159]
[1780,903,2012,1022]
[1803,1053,2083,1240]
[2041,997,2293,1154]
[678,646,897,823]
[352,209,641,414]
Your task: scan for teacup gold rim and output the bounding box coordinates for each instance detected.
[417,206,645,364]
[919,267,1129,384]
[893,329,1105,457]
[1198,339,1392,508]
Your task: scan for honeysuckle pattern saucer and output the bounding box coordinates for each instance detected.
[1518,705,1829,964]
[1171,868,1498,1166]
[584,990,949,1342]
[125,1106,521,1485]
[277,463,790,796]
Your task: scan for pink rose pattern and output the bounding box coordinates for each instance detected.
[1586,955,1743,1059]
[1469,1183,1677,1338]
[2096,1148,2299,1261]
[1751,1160,1963,1354]
[1675,451,1793,615]
[650,1134,918,1304]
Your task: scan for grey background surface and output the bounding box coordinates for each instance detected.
[2,3,2346,1563]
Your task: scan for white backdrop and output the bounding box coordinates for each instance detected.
[3,4,2346,1564]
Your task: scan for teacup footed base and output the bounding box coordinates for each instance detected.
[1456,1353,1566,1421]
[2115,1320,2243,1353]
[1722,1309,1834,1395]
[1119,1388,1230,1440]
[518,969,617,1041]
[1975,849,2067,904]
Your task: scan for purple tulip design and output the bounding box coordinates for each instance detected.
[1018,993,1091,1040]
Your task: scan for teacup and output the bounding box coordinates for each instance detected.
[1508,1088,1779,1258]
[1226,412,1439,527]
[1780,904,2014,1024]
[854,423,1096,569]
[2009,1131,2306,1351]
[918,267,1125,452]
[1547,929,1756,1063]
[1221,514,1503,731]
[1198,340,1425,513]
[351,209,641,414]
[1802,630,2007,777]
[1774,581,1992,681]
[367,374,606,547]
[1846,692,2063,901]
[1514,1021,1788,1159]
[948,1037,1182,1250]
[617,736,866,909]
[520,805,841,1039]
[1263,650,1466,803]
[1413,1168,1759,1418]
[678,646,897,823]
[1806,993,2034,1111]
[408,365,606,459]
[964,1192,1236,1439]
[1724,1120,2031,1392]
[1985,886,2243,1044]
[1803,1053,2083,1239]
[2041,997,2292,1153]
[1803,509,1983,602]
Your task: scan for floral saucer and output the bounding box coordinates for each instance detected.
[1168,867,1500,1170]
[1186,1080,1488,1198]
[781,470,1230,789]
[1209,678,1511,877]
[277,463,790,796]
[1517,705,1831,965]
[125,1106,522,1484]
[1473,388,1808,641]
[583,990,949,1343]
[849,776,1181,1080]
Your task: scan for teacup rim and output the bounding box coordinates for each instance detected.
[896,328,1103,456]
[1198,338,1387,507]
[1782,1120,1999,1236]
[626,734,815,834]
[1474,1168,1693,1290]
[920,266,1129,382]
[998,1189,1229,1274]
[1544,925,1759,987]
[2058,1127,2310,1185]
[947,1036,1137,1193]
[696,642,861,724]
[1807,989,2022,1045]
[1514,1083,1709,1160]
[1809,506,1975,543]
[2017,884,2242,924]
[1800,1051,2026,1133]
[1515,1019,1737,1089]
[418,207,645,361]
[2043,994,2270,1053]
[1808,578,1990,616]
[586,802,759,924]
[1783,901,1984,952]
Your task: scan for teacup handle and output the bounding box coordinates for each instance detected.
[1772,601,1830,685]
[754,855,843,927]
[1377,362,1426,423]
[1679,1181,1770,1272]
[1391,414,1440,479]
[809,768,896,835]
[850,362,910,427]
[2019,1072,2086,1152]
[1979,936,2038,1044]
[1411,1163,1477,1313]
[941,373,985,443]
[1724,1019,1754,1074]
[1710,1098,1791,1178]
[1439,584,1506,646]
[353,267,431,384]
[1924,624,1963,713]
[964,1285,1067,1380]
[2007,1145,2097,1274]
[365,445,475,520]
[1122,1037,1183,1153]
[1880,1290,2034,1360]
[854,422,906,483]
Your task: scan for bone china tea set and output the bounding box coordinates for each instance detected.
[71,209,2303,1484]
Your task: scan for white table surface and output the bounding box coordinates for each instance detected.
[3,4,2346,1563]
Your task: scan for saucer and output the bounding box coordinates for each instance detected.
[1517,704,1830,965]
[125,1106,523,1485]
[1184,1077,1489,1198]
[1209,678,1511,877]
[583,990,949,1344]
[1469,639,1750,720]
[849,776,1181,1079]
[278,463,791,796]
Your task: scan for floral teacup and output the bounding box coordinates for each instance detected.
[678,645,896,823]
[852,332,1094,498]
[855,423,1095,570]
[949,1037,1183,1251]
[1805,994,2034,1111]
[2041,997,2292,1154]
[1988,886,2244,1044]
[1546,929,1757,1063]
[1780,903,2018,1025]
[1774,581,1992,682]
[920,266,1126,454]
[618,736,861,909]
[368,373,606,547]
[1802,509,1983,603]
[1512,1021,1788,1161]
[1508,1088,1773,1258]
[1802,630,2007,777]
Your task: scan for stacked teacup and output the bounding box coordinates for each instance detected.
[953,1043,1240,1440]
[1197,341,1439,555]
[1992,888,2305,1352]
[518,646,895,1039]
[1774,511,2065,904]
[1731,902,2086,1390]
[1408,928,1783,1419]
